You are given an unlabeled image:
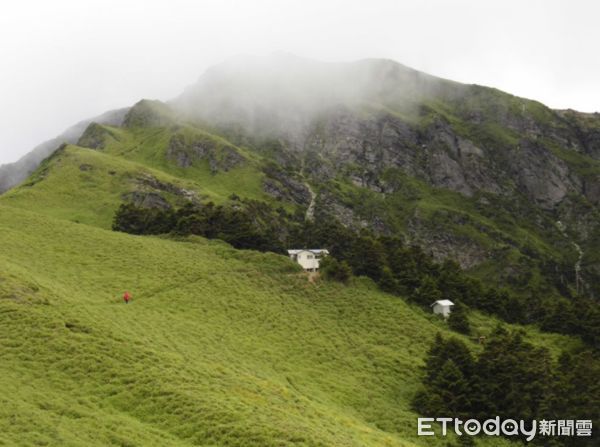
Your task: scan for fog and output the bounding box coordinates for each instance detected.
[173,54,465,145]
[1,0,599,166]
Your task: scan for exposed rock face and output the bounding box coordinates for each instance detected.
[122,191,171,210]
[315,189,385,233]
[510,140,578,209]
[557,110,600,160]
[262,177,311,206]
[134,174,201,204]
[166,133,206,168]
[583,175,600,205]
[407,210,490,269]
[303,109,486,195]
[299,107,588,209]
[261,164,312,206]
[77,123,120,150]
[414,231,488,270]
[166,133,245,173]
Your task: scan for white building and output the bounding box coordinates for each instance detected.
[431,299,454,318]
[287,249,329,272]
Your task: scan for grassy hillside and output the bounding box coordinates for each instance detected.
[0,197,578,446]
[0,204,438,446]
[1,139,273,229]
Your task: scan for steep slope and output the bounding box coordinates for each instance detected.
[0,122,587,447]
[0,201,575,447]
[1,102,289,228]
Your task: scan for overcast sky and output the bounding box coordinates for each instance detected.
[0,0,598,165]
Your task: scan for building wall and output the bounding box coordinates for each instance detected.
[296,251,320,271]
[432,304,452,318]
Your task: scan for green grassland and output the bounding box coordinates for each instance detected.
[2,199,578,447]
[0,203,522,447]
[1,138,272,230]
[98,124,270,200]
[0,163,579,447]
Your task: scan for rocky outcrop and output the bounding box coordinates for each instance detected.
[583,175,600,205]
[166,133,244,173]
[121,191,172,210]
[262,165,312,206]
[77,123,119,150]
[167,133,206,168]
[407,210,490,269]
[315,189,388,233]
[511,140,579,209]
[557,110,600,160]
[134,173,201,204]
[297,105,594,214]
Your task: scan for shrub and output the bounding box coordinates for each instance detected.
[320,257,352,283]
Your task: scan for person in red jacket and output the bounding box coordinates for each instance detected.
[123,291,132,304]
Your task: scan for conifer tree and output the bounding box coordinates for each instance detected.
[448,301,471,335]
[412,275,441,307]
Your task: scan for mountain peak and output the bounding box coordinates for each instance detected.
[173,55,462,140]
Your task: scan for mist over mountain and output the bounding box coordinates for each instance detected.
[174,54,465,142]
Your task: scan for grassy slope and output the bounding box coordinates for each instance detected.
[0,115,287,230]
[1,140,274,230]
[0,203,577,446]
[0,204,462,446]
[99,124,273,205]
[1,145,194,228]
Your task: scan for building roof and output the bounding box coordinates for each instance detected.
[430,299,455,307]
[287,249,329,255]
